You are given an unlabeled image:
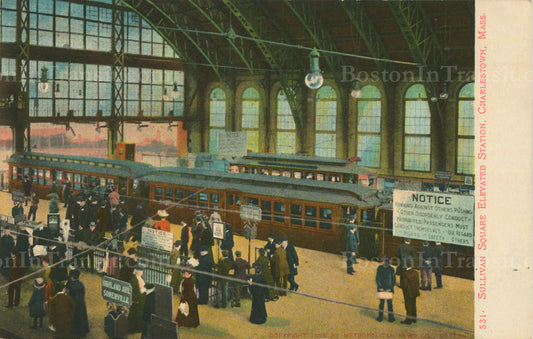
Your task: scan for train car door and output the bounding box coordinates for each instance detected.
[225,189,243,235]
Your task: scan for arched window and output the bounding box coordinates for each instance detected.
[209,87,226,154]
[404,84,431,171]
[276,89,296,154]
[357,85,382,167]
[457,83,475,175]
[242,88,260,152]
[315,86,337,157]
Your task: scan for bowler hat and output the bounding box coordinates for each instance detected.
[280,235,288,242]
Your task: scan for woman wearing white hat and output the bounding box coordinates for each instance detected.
[154,210,170,232]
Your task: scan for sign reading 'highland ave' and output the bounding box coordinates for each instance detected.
[392,190,474,246]
[101,276,132,307]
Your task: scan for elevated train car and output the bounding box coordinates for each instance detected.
[228,152,378,188]
[140,167,382,253]
[7,152,152,206]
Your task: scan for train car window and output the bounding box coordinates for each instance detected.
[210,193,219,203]
[304,206,317,228]
[228,194,234,205]
[261,200,271,221]
[282,171,291,178]
[12,167,17,180]
[45,170,51,185]
[89,176,97,187]
[55,171,63,183]
[319,208,333,230]
[155,187,163,201]
[361,208,376,222]
[82,175,88,189]
[37,169,44,185]
[235,195,241,206]
[305,172,314,179]
[290,204,302,226]
[199,192,208,202]
[272,170,280,176]
[273,202,285,223]
[316,173,324,181]
[294,171,302,179]
[23,167,29,176]
[73,174,81,189]
[248,197,259,206]
[165,188,173,200]
[31,168,37,183]
[261,169,269,175]
[175,190,184,199]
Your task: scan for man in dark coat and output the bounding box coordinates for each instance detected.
[129,204,146,243]
[200,222,215,262]
[249,267,267,324]
[433,241,445,289]
[215,250,233,308]
[0,227,15,278]
[394,238,415,276]
[345,224,359,275]
[220,223,234,262]
[196,246,212,305]
[419,241,433,290]
[253,248,277,301]
[78,222,100,271]
[7,248,25,307]
[15,223,30,268]
[63,182,71,208]
[376,256,396,322]
[65,269,90,337]
[141,284,156,339]
[23,176,32,206]
[11,201,24,218]
[179,221,191,258]
[281,236,299,291]
[232,250,250,307]
[400,262,420,325]
[49,289,76,338]
[96,200,109,239]
[264,233,276,261]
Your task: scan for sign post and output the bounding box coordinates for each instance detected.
[240,205,261,273]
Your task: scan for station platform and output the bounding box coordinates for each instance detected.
[0,191,474,338]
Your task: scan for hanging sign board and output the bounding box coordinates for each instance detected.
[141,227,174,252]
[240,205,262,222]
[218,131,247,158]
[392,190,474,246]
[11,190,25,203]
[101,276,132,307]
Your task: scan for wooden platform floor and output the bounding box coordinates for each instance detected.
[0,192,474,338]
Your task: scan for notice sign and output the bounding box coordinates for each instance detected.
[392,190,474,246]
[101,276,132,307]
[141,227,174,252]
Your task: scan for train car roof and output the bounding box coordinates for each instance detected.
[7,152,152,178]
[143,167,382,208]
[228,152,375,175]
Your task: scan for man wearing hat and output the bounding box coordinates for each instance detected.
[400,261,420,325]
[272,240,289,296]
[433,242,445,289]
[154,210,170,232]
[281,236,299,292]
[78,221,100,271]
[141,283,156,339]
[375,256,396,323]
[231,250,250,307]
[129,263,147,333]
[215,250,233,308]
[346,223,359,275]
[65,269,90,337]
[419,241,433,290]
[264,233,276,261]
[395,238,415,276]
[196,246,213,305]
[0,226,15,278]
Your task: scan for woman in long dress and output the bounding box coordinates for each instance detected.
[249,270,267,324]
[176,270,199,328]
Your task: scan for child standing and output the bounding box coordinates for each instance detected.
[29,277,47,329]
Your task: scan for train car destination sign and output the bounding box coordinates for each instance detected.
[392,190,474,246]
[101,276,132,307]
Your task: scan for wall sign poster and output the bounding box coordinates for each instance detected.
[141,227,174,252]
[392,190,474,246]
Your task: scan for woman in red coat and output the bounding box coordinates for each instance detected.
[176,270,199,328]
